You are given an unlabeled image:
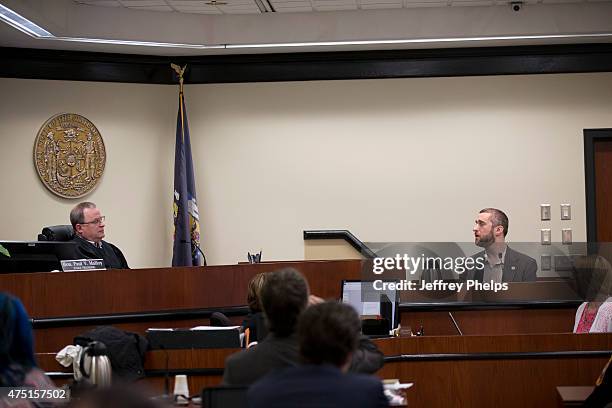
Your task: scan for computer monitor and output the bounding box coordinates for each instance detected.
[201,386,248,408]
[341,280,400,331]
[0,241,77,273]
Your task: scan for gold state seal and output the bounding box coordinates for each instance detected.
[33,113,106,198]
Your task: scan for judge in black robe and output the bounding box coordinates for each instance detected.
[69,202,129,270]
[71,235,129,270]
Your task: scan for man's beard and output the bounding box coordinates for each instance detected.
[475,231,494,248]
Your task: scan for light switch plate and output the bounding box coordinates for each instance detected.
[541,255,552,271]
[554,255,574,271]
[541,229,551,245]
[562,228,572,245]
[540,204,551,221]
[561,204,571,220]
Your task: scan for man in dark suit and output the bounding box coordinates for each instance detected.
[222,268,383,385]
[223,268,306,385]
[69,202,129,270]
[248,301,389,408]
[465,208,537,282]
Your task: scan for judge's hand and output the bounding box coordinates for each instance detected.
[308,294,324,306]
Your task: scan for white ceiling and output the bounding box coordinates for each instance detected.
[73,0,608,15]
[0,0,611,55]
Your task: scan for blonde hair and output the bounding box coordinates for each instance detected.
[247,273,267,312]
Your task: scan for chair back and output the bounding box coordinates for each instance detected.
[201,386,248,408]
[38,225,74,241]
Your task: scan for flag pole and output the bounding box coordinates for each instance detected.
[171,64,187,142]
[171,63,203,267]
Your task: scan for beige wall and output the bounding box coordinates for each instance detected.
[1,73,611,268]
[0,79,176,268]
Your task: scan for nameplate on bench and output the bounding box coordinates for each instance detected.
[61,259,105,272]
[146,327,241,349]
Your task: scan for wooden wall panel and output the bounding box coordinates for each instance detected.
[37,333,612,408]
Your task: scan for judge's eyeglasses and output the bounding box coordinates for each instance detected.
[80,216,105,225]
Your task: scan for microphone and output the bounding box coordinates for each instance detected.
[448,312,463,335]
[148,345,174,404]
[161,345,170,397]
[179,239,208,266]
[193,244,208,267]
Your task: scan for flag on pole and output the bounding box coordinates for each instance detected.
[172,64,202,267]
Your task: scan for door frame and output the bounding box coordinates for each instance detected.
[584,128,612,242]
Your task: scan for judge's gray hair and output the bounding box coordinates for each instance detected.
[70,202,97,228]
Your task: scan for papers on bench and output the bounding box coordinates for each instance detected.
[147,326,241,331]
[383,380,413,406]
[191,326,241,331]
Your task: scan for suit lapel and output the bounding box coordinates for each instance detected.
[503,247,518,282]
[473,250,485,281]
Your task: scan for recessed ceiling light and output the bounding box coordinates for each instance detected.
[0,3,52,37]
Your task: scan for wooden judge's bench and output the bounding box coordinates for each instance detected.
[1,259,610,407]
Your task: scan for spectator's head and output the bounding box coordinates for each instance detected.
[247,273,268,313]
[71,202,106,243]
[572,255,612,301]
[298,301,361,372]
[0,293,37,386]
[260,268,309,337]
[474,208,508,247]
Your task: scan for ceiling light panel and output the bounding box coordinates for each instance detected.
[0,3,53,37]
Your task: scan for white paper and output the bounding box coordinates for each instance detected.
[190,325,240,331]
[384,383,414,390]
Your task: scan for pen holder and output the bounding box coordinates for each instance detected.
[247,251,262,264]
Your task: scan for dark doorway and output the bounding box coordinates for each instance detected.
[584,129,612,242]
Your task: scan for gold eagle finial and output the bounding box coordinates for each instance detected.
[171,63,187,92]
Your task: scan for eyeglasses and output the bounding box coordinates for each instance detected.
[80,216,105,225]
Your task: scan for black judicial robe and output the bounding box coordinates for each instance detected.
[71,236,129,270]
